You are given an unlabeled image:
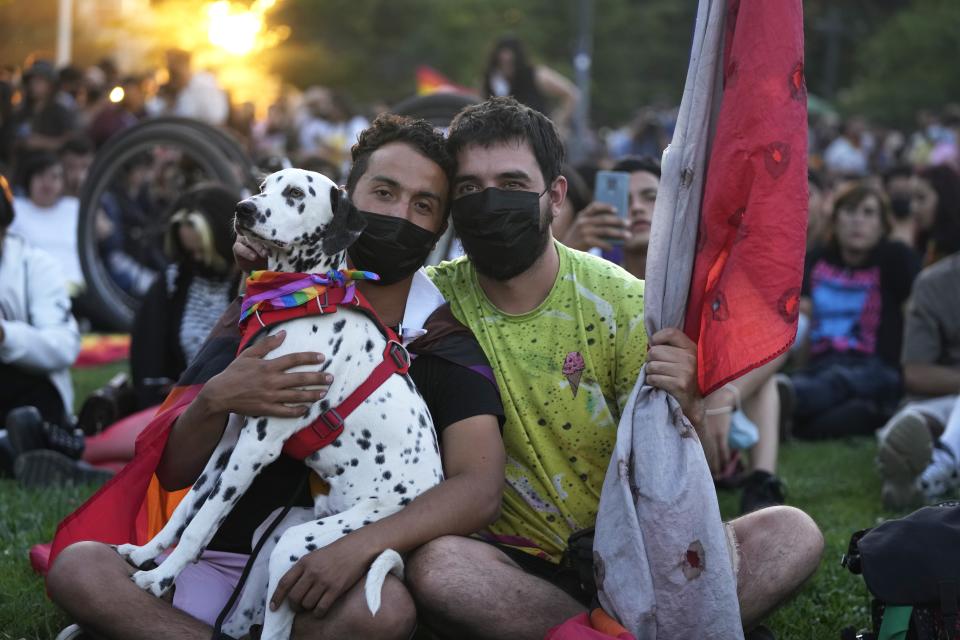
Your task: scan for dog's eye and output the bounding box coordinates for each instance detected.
[288,187,304,198]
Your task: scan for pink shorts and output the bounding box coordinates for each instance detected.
[157,549,249,626]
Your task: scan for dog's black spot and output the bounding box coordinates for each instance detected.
[176,524,186,538]
[271,229,277,237]
[383,470,392,479]
[290,555,299,562]
[365,339,374,352]
[331,438,342,447]
[256,418,268,441]
[233,464,239,471]
[413,457,420,464]
[159,576,174,591]
[341,527,353,534]
[357,438,371,450]
[345,354,352,362]
[252,462,261,471]
[222,486,237,502]
[214,449,232,470]
[375,454,385,464]
[404,376,416,392]
[194,473,207,490]
[394,483,407,495]
[362,520,371,526]
[298,203,305,214]
[362,429,371,438]
[306,543,317,551]
[265,208,271,217]
[305,535,314,542]
[336,466,345,475]
[333,319,346,333]
[382,414,388,420]
[399,497,411,506]
[376,443,385,452]
[308,186,315,196]
[350,458,359,466]
[209,478,222,498]
[332,337,343,355]
[243,608,253,619]
[418,414,427,427]
[286,198,295,208]
[312,325,318,333]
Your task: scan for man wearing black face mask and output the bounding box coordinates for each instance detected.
[884,164,918,248]
[47,115,506,640]
[403,97,825,639]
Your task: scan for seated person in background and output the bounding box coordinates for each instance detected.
[59,136,94,199]
[910,164,960,262]
[876,202,960,508]
[556,156,786,514]
[782,184,921,439]
[131,183,241,408]
[0,174,81,474]
[10,151,83,293]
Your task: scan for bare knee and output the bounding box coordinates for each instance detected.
[406,536,496,605]
[47,541,131,615]
[293,575,415,640]
[738,505,824,579]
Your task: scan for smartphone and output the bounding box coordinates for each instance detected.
[594,170,630,245]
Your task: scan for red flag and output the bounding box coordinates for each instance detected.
[416,65,472,96]
[683,0,808,395]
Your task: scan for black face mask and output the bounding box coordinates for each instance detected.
[347,210,439,285]
[890,194,912,221]
[451,187,550,281]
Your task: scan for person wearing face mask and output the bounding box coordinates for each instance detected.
[882,164,917,249]
[403,97,823,639]
[47,115,505,640]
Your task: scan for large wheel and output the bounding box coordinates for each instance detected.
[77,118,254,330]
[390,92,479,129]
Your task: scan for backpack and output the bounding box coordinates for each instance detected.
[842,501,960,640]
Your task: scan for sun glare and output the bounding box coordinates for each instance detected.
[207,1,263,56]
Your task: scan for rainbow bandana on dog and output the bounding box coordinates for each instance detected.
[239,269,379,324]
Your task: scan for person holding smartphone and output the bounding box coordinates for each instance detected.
[554,156,659,279]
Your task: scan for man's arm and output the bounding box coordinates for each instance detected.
[269,414,505,617]
[156,331,332,490]
[903,363,960,397]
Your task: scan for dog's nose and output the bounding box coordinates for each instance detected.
[235,200,258,224]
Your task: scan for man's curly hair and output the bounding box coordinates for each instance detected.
[345,113,454,198]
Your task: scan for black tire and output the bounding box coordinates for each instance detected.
[390,92,480,129]
[77,119,252,330]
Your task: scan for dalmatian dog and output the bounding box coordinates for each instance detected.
[115,169,444,639]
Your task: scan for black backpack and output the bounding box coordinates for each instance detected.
[842,501,960,640]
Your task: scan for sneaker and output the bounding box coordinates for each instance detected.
[918,443,960,501]
[54,624,91,640]
[14,450,113,489]
[739,469,786,514]
[775,374,795,442]
[43,422,86,460]
[876,410,933,510]
[5,406,47,456]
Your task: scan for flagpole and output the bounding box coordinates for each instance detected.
[56,0,74,67]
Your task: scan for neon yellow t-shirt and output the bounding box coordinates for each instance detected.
[427,241,647,562]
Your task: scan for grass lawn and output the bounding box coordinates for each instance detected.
[0,363,906,639]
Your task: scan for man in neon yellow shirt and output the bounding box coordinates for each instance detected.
[407,97,824,638]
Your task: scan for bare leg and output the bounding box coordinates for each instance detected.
[731,505,824,630]
[744,375,780,474]
[46,541,211,640]
[292,575,416,640]
[406,536,585,640]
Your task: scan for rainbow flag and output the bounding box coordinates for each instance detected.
[239,269,378,323]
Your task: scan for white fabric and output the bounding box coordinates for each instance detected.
[179,276,234,365]
[10,196,84,289]
[173,72,229,126]
[0,234,81,413]
[593,0,744,637]
[398,268,446,345]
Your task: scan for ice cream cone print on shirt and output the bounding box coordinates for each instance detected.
[563,351,586,397]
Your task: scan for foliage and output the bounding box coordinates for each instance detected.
[839,0,960,125]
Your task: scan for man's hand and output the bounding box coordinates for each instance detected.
[270,532,379,617]
[200,331,332,419]
[559,202,630,251]
[233,235,269,272]
[646,328,705,429]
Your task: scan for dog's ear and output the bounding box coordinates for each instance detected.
[322,187,367,255]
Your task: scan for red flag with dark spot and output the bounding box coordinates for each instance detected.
[683,0,808,395]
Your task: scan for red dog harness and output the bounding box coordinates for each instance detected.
[238,274,410,461]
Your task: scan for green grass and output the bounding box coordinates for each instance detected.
[0,363,905,638]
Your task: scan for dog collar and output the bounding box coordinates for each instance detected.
[239,269,379,324]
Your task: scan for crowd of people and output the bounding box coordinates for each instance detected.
[0,38,958,640]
